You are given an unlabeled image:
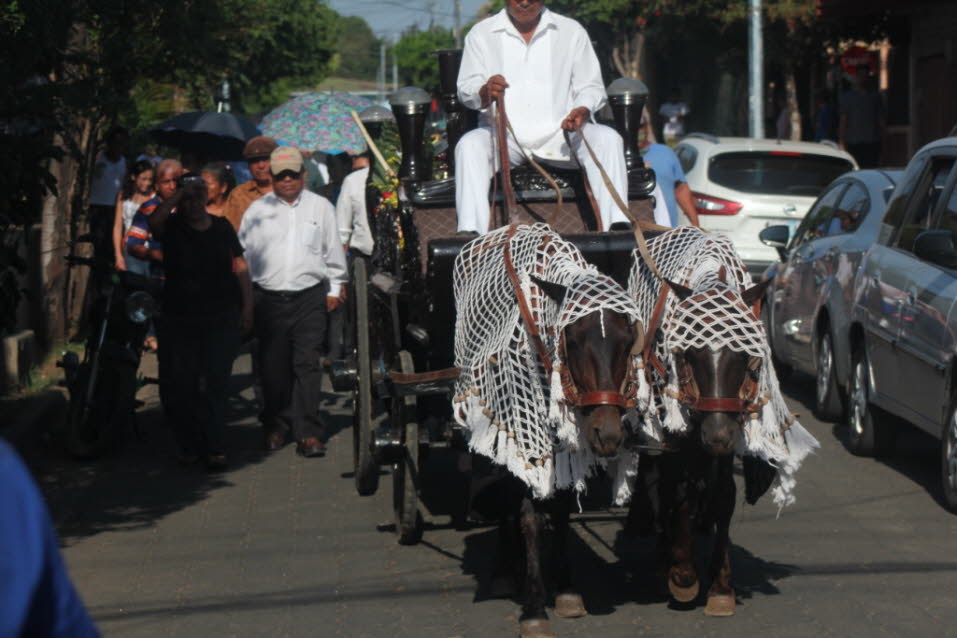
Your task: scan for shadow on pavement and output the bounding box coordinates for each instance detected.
[29,352,277,545]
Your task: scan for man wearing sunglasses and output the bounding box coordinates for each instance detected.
[455,0,630,234]
[238,146,347,458]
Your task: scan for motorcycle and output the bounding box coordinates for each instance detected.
[58,244,160,459]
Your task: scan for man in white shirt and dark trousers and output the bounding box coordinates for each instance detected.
[455,0,630,234]
[239,147,347,457]
[89,126,128,262]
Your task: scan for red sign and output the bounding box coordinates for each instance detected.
[840,46,878,74]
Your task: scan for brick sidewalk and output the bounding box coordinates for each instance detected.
[39,353,957,637]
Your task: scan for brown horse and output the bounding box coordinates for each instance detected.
[465,278,642,638]
[454,225,645,637]
[628,277,778,617]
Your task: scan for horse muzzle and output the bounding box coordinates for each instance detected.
[582,404,625,458]
[699,413,741,455]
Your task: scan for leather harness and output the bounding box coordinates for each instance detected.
[500,224,640,410]
[643,283,766,416]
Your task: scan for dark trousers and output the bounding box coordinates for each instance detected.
[88,204,115,265]
[255,282,329,441]
[159,311,240,456]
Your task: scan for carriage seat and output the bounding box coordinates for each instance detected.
[408,165,658,273]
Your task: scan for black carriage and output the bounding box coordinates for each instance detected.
[331,50,658,544]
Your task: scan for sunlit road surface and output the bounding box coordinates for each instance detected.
[42,350,957,637]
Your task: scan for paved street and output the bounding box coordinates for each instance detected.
[30,348,957,637]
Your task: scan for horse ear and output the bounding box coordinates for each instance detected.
[666,279,693,301]
[740,277,774,307]
[530,275,567,306]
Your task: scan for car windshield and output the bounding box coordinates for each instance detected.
[708,152,855,196]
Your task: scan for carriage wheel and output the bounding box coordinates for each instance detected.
[353,256,380,496]
[393,350,423,545]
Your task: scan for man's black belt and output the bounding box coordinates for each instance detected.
[254,281,327,301]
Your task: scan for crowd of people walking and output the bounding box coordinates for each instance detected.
[88,129,360,471]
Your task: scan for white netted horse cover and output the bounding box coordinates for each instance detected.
[453,224,648,499]
[628,226,819,509]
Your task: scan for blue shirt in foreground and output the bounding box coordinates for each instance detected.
[641,143,688,227]
[0,439,99,637]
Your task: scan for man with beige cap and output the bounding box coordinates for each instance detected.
[238,146,347,457]
[223,135,278,231]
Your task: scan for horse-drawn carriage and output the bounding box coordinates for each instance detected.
[330,49,820,633]
[330,49,658,544]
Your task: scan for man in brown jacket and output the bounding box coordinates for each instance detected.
[224,135,278,231]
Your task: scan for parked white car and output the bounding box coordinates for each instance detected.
[674,135,857,274]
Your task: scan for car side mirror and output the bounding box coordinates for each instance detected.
[914,230,957,269]
[759,225,790,261]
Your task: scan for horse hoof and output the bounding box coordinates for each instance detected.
[668,571,699,603]
[519,618,556,638]
[704,593,736,617]
[554,593,588,618]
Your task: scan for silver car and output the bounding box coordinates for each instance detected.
[848,137,957,511]
[759,169,901,421]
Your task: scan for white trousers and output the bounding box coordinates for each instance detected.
[454,123,631,234]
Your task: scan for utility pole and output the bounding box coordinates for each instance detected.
[379,42,386,103]
[454,0,462,47]
[748,0,764,138]
[392,41,398,91]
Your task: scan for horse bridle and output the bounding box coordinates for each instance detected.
[643,283,768,416]
[501,225,642,410]
[556,324,643,409]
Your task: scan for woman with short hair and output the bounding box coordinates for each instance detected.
[149,173,254,470]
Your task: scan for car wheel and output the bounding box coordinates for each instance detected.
[814,328,844,421]
[847,345,892,456]
[940,402,957,513]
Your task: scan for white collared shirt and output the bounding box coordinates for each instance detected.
[238,190,347,295]
[335,167,374,256]
[457,8,607,162]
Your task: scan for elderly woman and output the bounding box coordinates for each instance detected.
[201,161,234,217]
[149,173,253,470]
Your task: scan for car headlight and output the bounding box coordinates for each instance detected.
[125,290,157,324]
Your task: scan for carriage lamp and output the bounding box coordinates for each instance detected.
[433,49,477,175]
[390,86,432,182]
[359,105,394,141]
[607,77,649,171]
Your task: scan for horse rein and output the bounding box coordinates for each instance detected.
[491,95,564,231]
[500,225,640,410]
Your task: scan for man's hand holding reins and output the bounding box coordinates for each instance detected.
[561,107,590,132]
[479,75,509,108]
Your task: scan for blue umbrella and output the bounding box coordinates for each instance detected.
[150,112,260,160]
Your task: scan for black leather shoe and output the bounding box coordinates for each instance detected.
[265,430,287,452]
[296,437,326,458]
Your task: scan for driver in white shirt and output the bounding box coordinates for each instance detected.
[455,0,630,234]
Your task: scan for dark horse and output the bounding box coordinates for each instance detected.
[470,276,642,638]
[627,276,778,617]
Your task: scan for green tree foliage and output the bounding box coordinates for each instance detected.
[334,16,381,81]
[0,0,341,336]
[393,26,455,92]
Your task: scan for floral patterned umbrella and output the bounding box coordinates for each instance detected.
[259,92,375,154]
